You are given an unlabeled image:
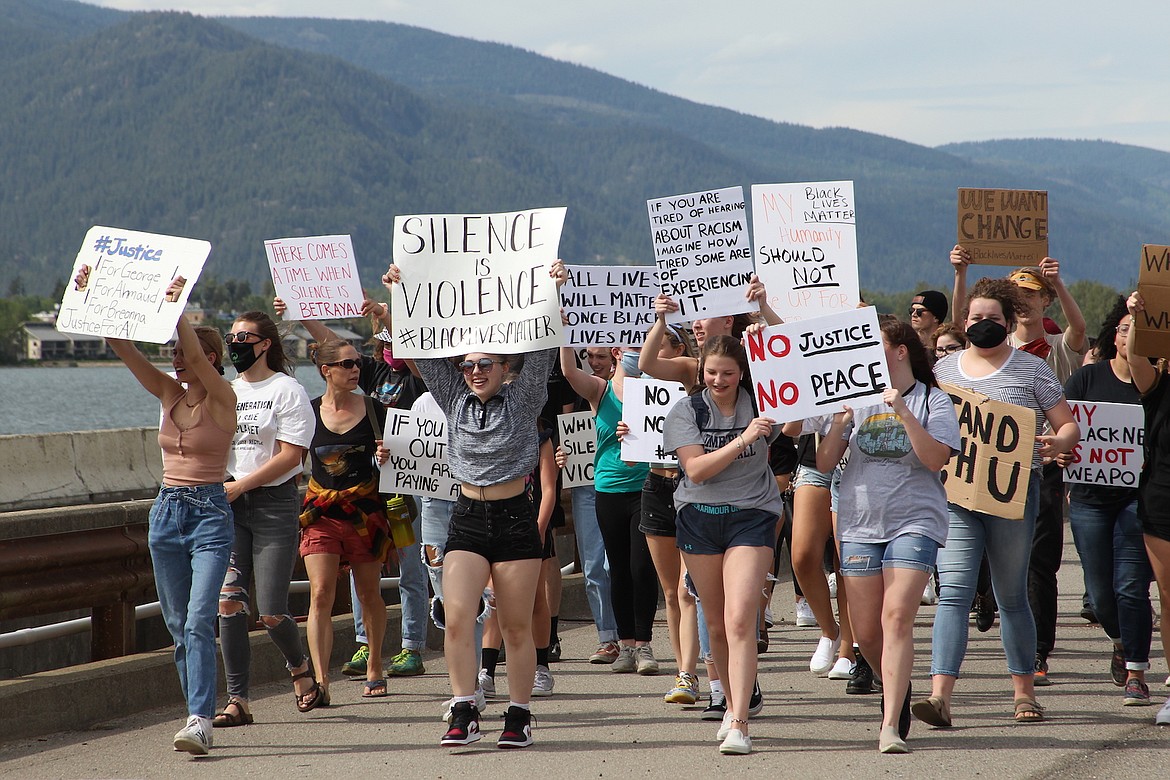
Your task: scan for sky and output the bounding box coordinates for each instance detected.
[92,1,1170,154]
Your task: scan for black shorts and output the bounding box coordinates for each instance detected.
[541,523,557,561]
[639,472,679,537]
[446,493,543,563]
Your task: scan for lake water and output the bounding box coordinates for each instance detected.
[0,366,327,436]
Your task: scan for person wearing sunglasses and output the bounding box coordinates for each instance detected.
[382,260,566,749]
[908,290,948,346]
[212,312,319,730]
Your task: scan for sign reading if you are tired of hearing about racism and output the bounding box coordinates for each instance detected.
[745,306,890,422]
[266,234,364,321]
[620,378,689,464]
[57,226,211,344]
[1134,244,1170,359]
[560,265,657,348]
[956,188,1049,266]
[557,412,596,488]
[378,409,461,500]
[389,207,567,358]
[938,383,1037,520]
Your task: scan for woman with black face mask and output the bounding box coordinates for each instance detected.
[913,278,1078,729]
[213,312,321,728]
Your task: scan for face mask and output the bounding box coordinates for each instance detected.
[383,349,408,372]
[620,351,642,378]
[228,341,262,373]
[966,319,1008,349]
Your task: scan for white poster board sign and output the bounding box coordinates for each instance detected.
[648,186,758,323]
[561,265,657,347]
[1065,401,1144,487]
[620,377,688,464]
[751,181,860,321]
[379,410,460,500]
[390,207,566,358]
[558,411,596,488]
[57,226,210,344]
[745,306,889,421]
[266,234,364,320]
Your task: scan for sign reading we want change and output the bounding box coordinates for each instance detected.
[745,306,890,421]
[561,265,656,347]
[938,384,1037,521]
[956,188,1048,266]
[620,378,688,465]
[57,226,210,344]
[647,186,757,323]
[378,410,460,500]
[1133,244,1170,359]
[390,207,566,358]
[1065,401,1143,488]
[751,181,860,321]
[266,235,364,320]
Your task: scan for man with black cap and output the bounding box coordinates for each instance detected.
[909,290,949,345]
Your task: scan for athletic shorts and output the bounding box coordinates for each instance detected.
[676,503,778,555]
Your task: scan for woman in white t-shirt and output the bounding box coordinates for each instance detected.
[213,312,319,727]
[816,317,960,754]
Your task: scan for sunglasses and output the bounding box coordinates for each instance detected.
[225,330,263,344]
[459,358,505,374]
[323,359,361,370]
[934,344,963,356]
[908,307,930,318]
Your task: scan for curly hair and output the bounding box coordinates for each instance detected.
[1093,295,1130,362]
[964,277,1027,328]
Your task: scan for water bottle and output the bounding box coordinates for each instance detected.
[386,494,416,549]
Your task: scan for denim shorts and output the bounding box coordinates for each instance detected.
[794,464,832,490]
[839,534,940,576]
[446,493,543,563]
[639,472,679,537]
[676,504,778,555]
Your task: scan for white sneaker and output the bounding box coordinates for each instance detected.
[763,605,775,629]
[810,633,842,676]
[172,715,213,755]
[827,572,838,599]
[611,644,637,673]
[1157,698,1170,725]
[716,710,734,741]
[719,728,752,755]
[532,665,555,697]
[442,689,488,723]
[477,668,496,698]
[795,598,817,628]
[921,573,939,606]
[827,656,856,680]
[635,644,660,675]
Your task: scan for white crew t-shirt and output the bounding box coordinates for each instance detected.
[227,372,314,485]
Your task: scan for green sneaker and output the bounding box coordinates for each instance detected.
[387,648,425,677]
[342,644,370,677]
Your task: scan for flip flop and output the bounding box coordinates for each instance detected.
[911,695,952,728]
[212,698,254,728]
[293,669,326,712]
[363,678,389,698]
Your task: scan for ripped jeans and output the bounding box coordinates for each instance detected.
[420,496,486,651]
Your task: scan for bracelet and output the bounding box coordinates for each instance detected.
[735,435,744,451]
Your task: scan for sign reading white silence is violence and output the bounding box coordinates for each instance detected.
[558,412,596,488]
[390,207,566,358]
[745,306,889,421]
[1065,401,1143,488]
[561,265,657,347]
[57,225,210,344]
[266,234,364,320]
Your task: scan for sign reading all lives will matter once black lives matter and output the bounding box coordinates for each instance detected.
[956,188,1048,266]
[647,186,758,324]
[378,409,460,500]
[57,226,210,344]
[266,234,364,320]
[1134,244,1170,359]
[745,306,890,421]
[751,181,860,321]
[558,412,596,488]
[1065,401,1144,488]
[560,265,657,347]
[390,207,566,358]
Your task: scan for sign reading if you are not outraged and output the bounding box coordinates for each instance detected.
[378,409,460,500]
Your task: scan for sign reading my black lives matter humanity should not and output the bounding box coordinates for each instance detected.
[558,412,596,488]
[561,265,657,347]
[57,226,210,344]
[390,207,566,358]
[1134,244,1170,359]
[378,410,460,500]
[956,188,1049,266]
[939,383,1037,521]
[647,186,758,324]
[744,306,890,421]
[266,235,364,321]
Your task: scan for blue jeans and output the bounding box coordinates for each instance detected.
[420,496,484,652]
[839,534,939,576]
[1068,498,1154,669]
[149,484,234,719]
[571,486,619,643]
[931,475,1040,678]
[353,497,428,651]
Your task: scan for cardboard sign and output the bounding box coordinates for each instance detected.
[56,226,210,344]
[751,181,860,321]
[647,186,758,322]
[378,410,460,500]
[390,207,566,358]
[1134,244,1170,359]
[745,306,890,421]
[557,411,596,488]
[266,234,364,320]
[938,383,1037,520]
[561,265,657,347]
[1065,401,1143,487]
[956,188,1049,266]
[621,377,688,464]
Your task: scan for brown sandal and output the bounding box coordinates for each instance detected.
[1014,696,1045,723]
[911,695,952,728]
[293,669,327,712]
[212,697,254,727]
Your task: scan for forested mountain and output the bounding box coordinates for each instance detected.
[1,0,1167,300]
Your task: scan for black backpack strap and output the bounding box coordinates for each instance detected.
[690,392,709,432]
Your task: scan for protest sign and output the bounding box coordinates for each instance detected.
[938,383,1037,520]
[647,186,757,323]
[956,188,1049,266]
[751,181,860,321]
[745,306,889,421]
[561,265,656,347]
[558,412,596,488]
[1134,244,1170,358]
[390,207,566,358]
[266,234,364,320]
[57,226,210,344]
[621,378,688,464]
[378,409,460,500]
[1065,401,1143,487]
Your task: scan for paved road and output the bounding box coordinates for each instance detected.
[2,540,1168,779]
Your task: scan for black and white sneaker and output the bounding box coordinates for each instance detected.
[497,705,535,749]
[748,679,764,717]
[701,691,727,721]
[440,702,481,746]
